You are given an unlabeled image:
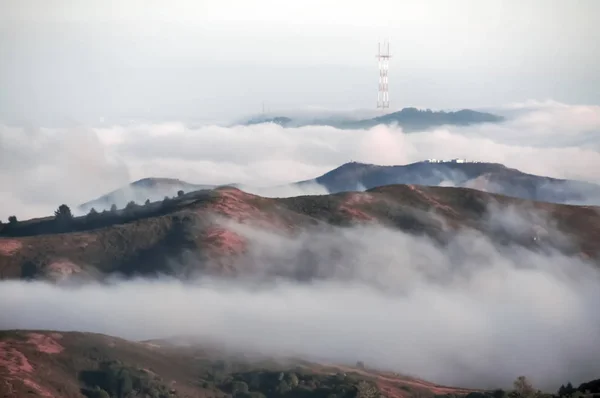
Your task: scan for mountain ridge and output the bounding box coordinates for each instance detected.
[243,107,504,131]
[2,184,600,283]
[78,161,600,214]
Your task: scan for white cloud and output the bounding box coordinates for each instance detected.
[1,100,599,220]
[1,214,599,390]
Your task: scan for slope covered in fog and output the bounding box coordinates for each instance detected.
[2,185,599,283]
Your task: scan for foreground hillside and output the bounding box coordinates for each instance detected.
[1,185,599,282]
[2,330,600,398]
[0,330,476,398]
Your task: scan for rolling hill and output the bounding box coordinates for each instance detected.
[0,329,479,398]
[2,185,600,282]
[2,329,600,398]
[296,161,600,205]
[77,161,600,216]
[78,178,217,213]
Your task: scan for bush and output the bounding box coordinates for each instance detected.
[8,215,17,224]
[232,381,249,395]
[177,190,185,197]
[287,373,299,388]
[88,386,110,398]
[513,376,535,398]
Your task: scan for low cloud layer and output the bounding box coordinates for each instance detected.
[1,100,600,220]
[1,204,600,391]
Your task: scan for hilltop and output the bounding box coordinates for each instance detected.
[297,160,600,205]
[1,185,599,282]
[79,178,216,213]
[241,108,503,131]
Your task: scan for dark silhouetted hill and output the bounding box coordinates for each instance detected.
[297,161,600,205]
[241,108,503,131]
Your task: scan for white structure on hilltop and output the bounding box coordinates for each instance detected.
[425,158,482,164]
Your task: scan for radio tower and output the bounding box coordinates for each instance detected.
[376,40,391,109]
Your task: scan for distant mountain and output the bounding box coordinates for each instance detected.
[245,116,293,126]
[78,161,600,215]
[354,108,504,130]
[241,108,504,131]
[297,160,600,205]
[78,177,216,213]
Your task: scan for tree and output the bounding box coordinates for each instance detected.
[276,380,290,395]
[513,376,535,398]
[117,369,133,398]
[565,383,576,396]
[356,381,379,398]
[232,381,249,396]
[177,190,185,197]
[492,389,509,398]
[125,201,138,212]
[145,198,151,206]
[8,215,17,224]
[86,208,99,220]
[89,387,110,398]
[55,204,73,220]
[287,373,299,388]
[110,204,117,213]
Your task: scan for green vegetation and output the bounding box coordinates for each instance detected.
[436,376,600,398]
[218,370,381,398]
[3,330,600,398]
[80,361,175,398]
[0,189,214,238]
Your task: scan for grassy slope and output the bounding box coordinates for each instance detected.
[1,185,599,281]
[0,330,476,398]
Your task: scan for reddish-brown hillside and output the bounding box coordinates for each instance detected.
[1,185,599,282]
[0,330,476,398]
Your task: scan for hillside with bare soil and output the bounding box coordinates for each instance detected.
[1,185,599,282]
[0,330,478,398]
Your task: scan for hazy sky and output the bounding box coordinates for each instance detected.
[1,0,599,124]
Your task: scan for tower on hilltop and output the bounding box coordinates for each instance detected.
[376,40,391,110]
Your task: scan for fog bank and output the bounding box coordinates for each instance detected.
[1,218,600,390]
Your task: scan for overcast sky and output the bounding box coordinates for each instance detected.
[1,0,599,125]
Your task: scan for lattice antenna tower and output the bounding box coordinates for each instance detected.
[376,40,391,109]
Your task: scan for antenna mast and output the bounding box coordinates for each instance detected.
[376,40,391,110]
